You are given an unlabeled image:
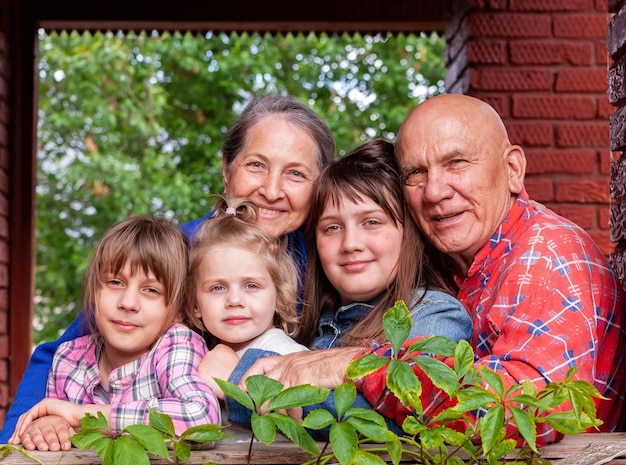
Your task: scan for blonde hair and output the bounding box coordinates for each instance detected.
[83,215,190,342]
[187,196,300,348]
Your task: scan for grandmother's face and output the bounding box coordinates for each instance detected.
[223,116,321,238]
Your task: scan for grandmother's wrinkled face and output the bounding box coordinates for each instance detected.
[223,116,321,239]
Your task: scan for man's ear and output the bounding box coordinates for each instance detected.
[505,144,526,194]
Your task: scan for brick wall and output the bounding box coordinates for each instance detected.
[608,0,626,288]
[0,0,10,428]
[446,0,616,257]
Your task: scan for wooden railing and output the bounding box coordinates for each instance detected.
[2,432,626,464]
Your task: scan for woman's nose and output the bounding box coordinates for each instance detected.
[259,172,285,201]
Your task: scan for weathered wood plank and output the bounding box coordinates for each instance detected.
[2,433,626,464]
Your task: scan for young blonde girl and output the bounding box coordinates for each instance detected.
[9,216,220,451]
[187,196,307,398]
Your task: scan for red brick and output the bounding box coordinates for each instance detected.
[469,13,551,37]
[556,68,607,92]
[470,68,552,91]
[555,180,611,203]
[600,206,612,229]
[554,15,610,39]
[588,231,614,256]
[468,39,507,64]
[480,95,510,116]
[595,41,608,66]
[551,205,595,228]
[509,0,593,10]
[512,95,596,119]
[596,0,608,11]
[506,121,552,146]
[600,150,612,175]
[0,384,7,407]
[525,150,596,174]
[599,96,615,119]
[525,177,554,201]
[510,40,593,65]
[556,123,609,147]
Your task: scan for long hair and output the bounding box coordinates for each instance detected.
[187,196,300,348]
[83,215,190,341]
[298,139,452,347]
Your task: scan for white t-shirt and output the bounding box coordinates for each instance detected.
[235,328,308,357]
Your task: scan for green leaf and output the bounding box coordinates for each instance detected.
[401,416,427,436]
[270,413,320,456]
[251,413,277,444]
[479,366,504,397]
[246,374,284,408]
[386,359,422,410]
[345,416,397,442]
[385,436,403,465]
[414,355,458,395]
[479,405,504,453]
[79,411,110,431]
[173,440,191,461]
[103,438,117,465]
[329,422,358,465]
[215,378,255,411]
[302,408,336,430]
[404,336,457,358]
[344,408,388,427]
[453,339,475,379]
[149,408,175,437]
[180,423,232,443]
[544,412,601,434]
[124,424,170,459]
[268,384,330,411]
[334,382,357,418]
[70,430,110,450]
[113,436,151,465]
[508,406,537,453]
[419,426,444,450]
[383,301,411,355]
[346,354,388,379]
[454,386,499,411]
[352,449,388,465]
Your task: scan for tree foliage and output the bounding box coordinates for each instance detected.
[35,29,446,343]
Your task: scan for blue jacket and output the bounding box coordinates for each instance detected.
[0,212,307,442]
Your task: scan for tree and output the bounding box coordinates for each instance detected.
[35,29,446,343]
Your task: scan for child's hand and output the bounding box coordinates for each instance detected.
[199,344,240,399]
[10,398,111,442]
[9,415,75,451]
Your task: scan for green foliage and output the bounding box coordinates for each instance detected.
[1,302,603,464]
[215,301,604,465]
[35,30,446,343]
[69,408,230,465]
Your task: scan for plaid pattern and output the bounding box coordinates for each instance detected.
[47,323,220,435]
[355,189,626,446]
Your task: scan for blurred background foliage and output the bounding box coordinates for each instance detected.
[35,30,446,343]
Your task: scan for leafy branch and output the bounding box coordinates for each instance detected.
[1,301,605,464]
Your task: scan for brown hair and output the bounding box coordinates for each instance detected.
[187,196,300,348]
[298,138,453,347]
[83,215,190,341]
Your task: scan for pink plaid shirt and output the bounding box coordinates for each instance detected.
[354,189,626,446]
[47,323,220,435]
